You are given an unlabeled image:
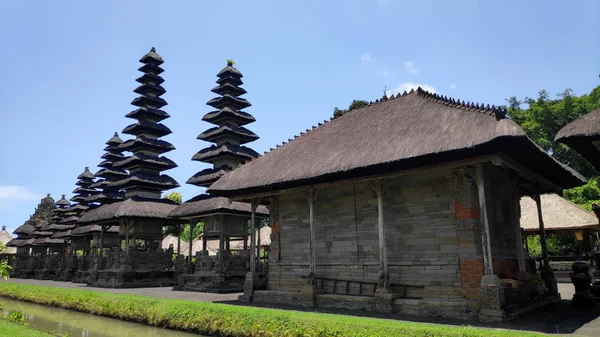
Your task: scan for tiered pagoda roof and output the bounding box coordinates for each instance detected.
[50,195,76,239]
[86,132,127,204]
[187,60,259,188]
[170,60,266,220]
[111,47,179,199]
[61,167,95,224]
[79,48,180,225]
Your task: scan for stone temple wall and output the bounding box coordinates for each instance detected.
[270,167,466,300]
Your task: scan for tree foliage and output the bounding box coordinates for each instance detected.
[163,192,182,204]
[333,99,369,118]
[506,86,600,178]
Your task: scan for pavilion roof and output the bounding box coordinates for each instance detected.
[169,194,268,219]
[13,222,35,235]
[208,88,585,197]
[78,197,179,224]
[555,108,600,172]
[520,194,599,232]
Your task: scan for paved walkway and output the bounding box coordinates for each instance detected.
[1,278,240,302]
[3,279,600,336]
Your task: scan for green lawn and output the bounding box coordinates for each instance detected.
[0,283,545,337]
[0,319,56,337]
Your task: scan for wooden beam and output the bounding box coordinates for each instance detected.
[534,194,550,270]
[476,164,494,275]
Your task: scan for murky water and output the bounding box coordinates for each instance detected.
[0,298,207,337]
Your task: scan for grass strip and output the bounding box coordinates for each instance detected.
[0,319,57,337]
[0,283,544,337]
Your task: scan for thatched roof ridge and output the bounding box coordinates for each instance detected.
[555,108,600,172]
[107,132,123,146]
[520,194,599,232]
[140,47,164,65]
[186,165,232,187]
[169,194,268,219]
[209,88,584,197]
[13,222,34,235]
[55,195,70,206]
[78,197,179,224]
[77,167,95,180]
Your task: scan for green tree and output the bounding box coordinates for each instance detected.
[333,99,369,118]
[506,86,600,178]
[0,242,11,279]
[163,191,182,204]
[180,222,204,242]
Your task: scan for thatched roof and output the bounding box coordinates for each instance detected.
[169,194,268,219]
[555,108,600,172]
[6,238,35,247]
[13,222,34,235]
[0,227,16,254]
[209,89,584,197]
[70,224,119,236]
[520,194,599,232]
[78,197,179,224]
[230,225,272,250]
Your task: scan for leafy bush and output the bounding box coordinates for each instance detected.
[0,283,544,337]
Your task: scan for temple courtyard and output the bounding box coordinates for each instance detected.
[3,278,600,336]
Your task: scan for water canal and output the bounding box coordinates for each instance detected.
[0,298,206,337]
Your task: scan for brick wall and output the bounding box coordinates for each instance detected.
[459,259,484,299]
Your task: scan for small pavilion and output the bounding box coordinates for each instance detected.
[169,61,268,293]
[520,194,599,267]
[78,47,180,288]
[209,88,586,321]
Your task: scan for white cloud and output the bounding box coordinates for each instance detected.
[381,70,392,78]
[378,0,393,6]
[360,53,372,63]
[0,186,42,212]
[390,82,437,95]
[450,84,457,90]
[0,186,41,201]
[404,61,420,74]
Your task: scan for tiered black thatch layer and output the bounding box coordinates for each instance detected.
[111,47,179,196]
[209,88,585,197]
[86,132,127,204]
[187,61,259,188]
[60,168,95,224]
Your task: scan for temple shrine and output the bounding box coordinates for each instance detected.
[78,47,180,288]
[170,60,268,293]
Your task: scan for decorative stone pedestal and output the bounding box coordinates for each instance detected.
[570,261,596,308]
[374,289,396,313]
[239,271,259,302]
[478,275,505,322]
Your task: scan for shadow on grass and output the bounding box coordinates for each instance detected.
[215,298,600,335]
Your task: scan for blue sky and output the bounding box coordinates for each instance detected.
[0,0,598,233]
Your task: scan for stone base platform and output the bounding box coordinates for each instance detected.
[174,272,246,293]
[394,298,478,320]
[33,269,56,280]
[87,269,176,288]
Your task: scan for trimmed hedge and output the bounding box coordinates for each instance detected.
[0,283,543,337]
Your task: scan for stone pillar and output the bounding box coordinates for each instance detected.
[218,216,225,268]
[257,221,262,263]
[241,199,260,302]
[372,180,394,312]
[299,189,318,306]
[188,221,196,267]
[176,225,181,255]
[268,196,280,263]
[478,274,506,322]
[534,194,557,295]
[475,164,493,275]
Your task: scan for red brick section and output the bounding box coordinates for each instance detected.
[459,259,484,299]
[455,200,480,220]
[456,199,483,300]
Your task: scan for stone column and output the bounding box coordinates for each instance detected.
[476,165,493,275]
[476,165,504,322]
[371,180,394,312]
[257,220,262,264]
[534,194,557,295]
[241,199,260,302]
[304,189,317,276]
[218,216,225,268]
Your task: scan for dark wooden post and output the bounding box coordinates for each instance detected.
[188,221,196,267]
[372,180,389,290]
[250,199,258,273]
[534,194,550,270]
